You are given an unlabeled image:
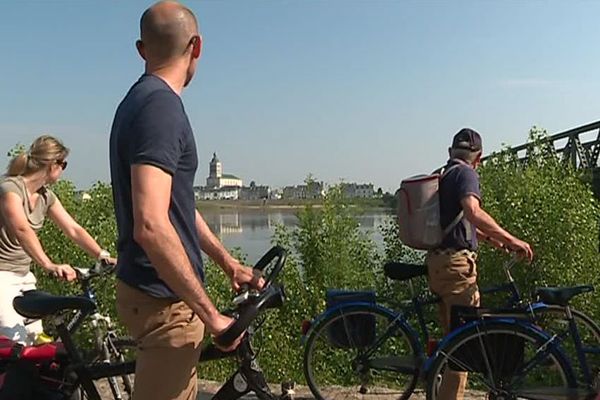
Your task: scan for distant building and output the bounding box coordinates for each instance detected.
[239,181,269,200]
[196,185,240,200]
[195,154,272,201]
[206,153,242,189]
[341,183,374,199]
[282,181,324,200]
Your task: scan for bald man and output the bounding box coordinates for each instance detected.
[109,2,262,399]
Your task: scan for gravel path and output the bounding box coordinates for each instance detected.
[97,378,486,399]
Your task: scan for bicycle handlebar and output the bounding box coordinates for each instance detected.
[74,259,116,284]
[214,246,287,349]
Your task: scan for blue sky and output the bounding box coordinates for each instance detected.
[1,0,599,192]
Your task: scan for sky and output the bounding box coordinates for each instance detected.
[0,0,599,192]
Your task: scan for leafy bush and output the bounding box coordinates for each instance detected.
[476,127,600,316]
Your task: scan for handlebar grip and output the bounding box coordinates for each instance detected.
[213,305,259,349]
[238,283,250,294]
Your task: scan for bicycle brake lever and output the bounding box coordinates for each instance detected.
[233,291,250,306]
[75,267,90,280]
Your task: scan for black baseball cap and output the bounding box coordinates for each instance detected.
[451,128,482,151]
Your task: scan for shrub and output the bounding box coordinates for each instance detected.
[476,127,600,316]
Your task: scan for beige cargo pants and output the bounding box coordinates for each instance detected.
[116,281,205,400]
[426,249,480,400]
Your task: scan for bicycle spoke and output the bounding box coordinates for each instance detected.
[305,307,418,400]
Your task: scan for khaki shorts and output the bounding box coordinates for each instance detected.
[426,249,480,400]
[426,249,480,334]
[116,280,205,400]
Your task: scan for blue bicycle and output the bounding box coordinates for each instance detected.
[301,256,600,399]
[426,284,599,399]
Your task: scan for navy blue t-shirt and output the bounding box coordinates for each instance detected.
[438,159,481,251]
[109,74,204,298]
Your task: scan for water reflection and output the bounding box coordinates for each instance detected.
[199,208,392,262]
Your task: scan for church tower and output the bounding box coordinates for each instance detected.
[209,153,222,179]
[207,153,222,188]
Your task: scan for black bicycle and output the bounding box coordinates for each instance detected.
[0,246,289,400]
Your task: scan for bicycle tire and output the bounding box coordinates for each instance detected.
[105,336,135,399]
[303,303,421,400]
[533,305,600,381]
[425,319,578,400]
[76,336,136,400]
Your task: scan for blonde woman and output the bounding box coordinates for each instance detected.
[0,135,114,344]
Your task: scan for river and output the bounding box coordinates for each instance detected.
[200,208,393,263]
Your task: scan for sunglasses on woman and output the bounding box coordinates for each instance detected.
[56,159,68,170]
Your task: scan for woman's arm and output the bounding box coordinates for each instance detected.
[1,192,54,268]
[46,198,108,259]
[0,192,76,280]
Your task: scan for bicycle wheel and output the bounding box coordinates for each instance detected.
[303,304,420,400]
[104,336,135,399]
[76,336,136,400]
[533,305,600,381]
[426,319,578,400]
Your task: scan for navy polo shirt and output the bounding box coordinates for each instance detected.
[438,159,481,251]
[109,74,204,298]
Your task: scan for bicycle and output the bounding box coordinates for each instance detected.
[0,260,135,400]
[425,285,599,399]
[0,246,290,400]
[301,255,600,399]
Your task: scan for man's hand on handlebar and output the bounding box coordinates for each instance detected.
[209,313,244,352]
[228,261,265,292]
[505,237,534,263]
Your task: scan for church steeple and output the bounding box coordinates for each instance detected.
[209,152,222,179]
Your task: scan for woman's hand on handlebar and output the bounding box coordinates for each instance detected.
[209,313,244,352]
[102,256,117,265]
[228,261,265,292]
[46,263,77,282]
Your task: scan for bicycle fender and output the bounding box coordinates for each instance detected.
[422,317,571,373]
[302,302,422,352]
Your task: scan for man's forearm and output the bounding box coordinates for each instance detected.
[135,220,220,329]
[195,210,236,275]
[467,208,514,244]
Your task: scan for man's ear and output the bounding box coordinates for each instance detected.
[191,35,202,59]
[136,40,146,60]
[474,151,482,167]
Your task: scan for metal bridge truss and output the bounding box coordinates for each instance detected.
[503,120,600,170]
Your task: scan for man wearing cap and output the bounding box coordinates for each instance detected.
[427,128,533,400]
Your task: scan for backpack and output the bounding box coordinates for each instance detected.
[396,162,471,250]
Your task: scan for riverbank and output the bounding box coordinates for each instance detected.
[196,198,391,210]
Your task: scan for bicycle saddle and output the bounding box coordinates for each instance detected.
[535,285,594,307]
[13,290,95,319]
[383,262,427,281]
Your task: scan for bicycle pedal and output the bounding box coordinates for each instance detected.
[281,381,295,399]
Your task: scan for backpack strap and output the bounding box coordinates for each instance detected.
[440,163,462,178]
[442,210,464,237]
[439,160,473,241]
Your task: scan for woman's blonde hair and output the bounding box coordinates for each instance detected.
[6,135,70,177]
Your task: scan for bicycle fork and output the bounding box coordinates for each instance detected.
[101,341,127,400]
